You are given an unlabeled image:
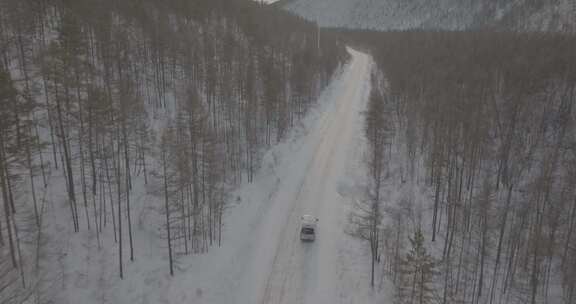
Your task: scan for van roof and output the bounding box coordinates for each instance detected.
[302,224,315,229]
[302,214,315,221]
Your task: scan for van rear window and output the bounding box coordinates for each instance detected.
[301,227,314,234]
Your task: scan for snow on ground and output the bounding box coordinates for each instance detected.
[163,47,383,304]
[44,47,382,304]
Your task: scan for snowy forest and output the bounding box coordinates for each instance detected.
[2,0,576,303]
[345,30,576,304]
[0,0,346,302]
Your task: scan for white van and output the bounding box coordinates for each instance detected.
[300,215,318,241]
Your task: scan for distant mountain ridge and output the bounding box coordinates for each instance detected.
[278,0,576,32]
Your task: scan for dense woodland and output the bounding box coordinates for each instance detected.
[345,30,576,304]
[0,0,346,302]
[4,0,574,303]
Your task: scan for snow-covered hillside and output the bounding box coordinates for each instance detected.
[350,30,576,304]
[280,0,576,31]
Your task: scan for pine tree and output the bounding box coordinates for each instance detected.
[395,229,438,304]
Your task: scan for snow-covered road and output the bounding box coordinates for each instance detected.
[256,48,372,304]
[170,48,377,304]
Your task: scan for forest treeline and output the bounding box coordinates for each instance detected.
[0,0,346,302]
[344,30,576,304]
